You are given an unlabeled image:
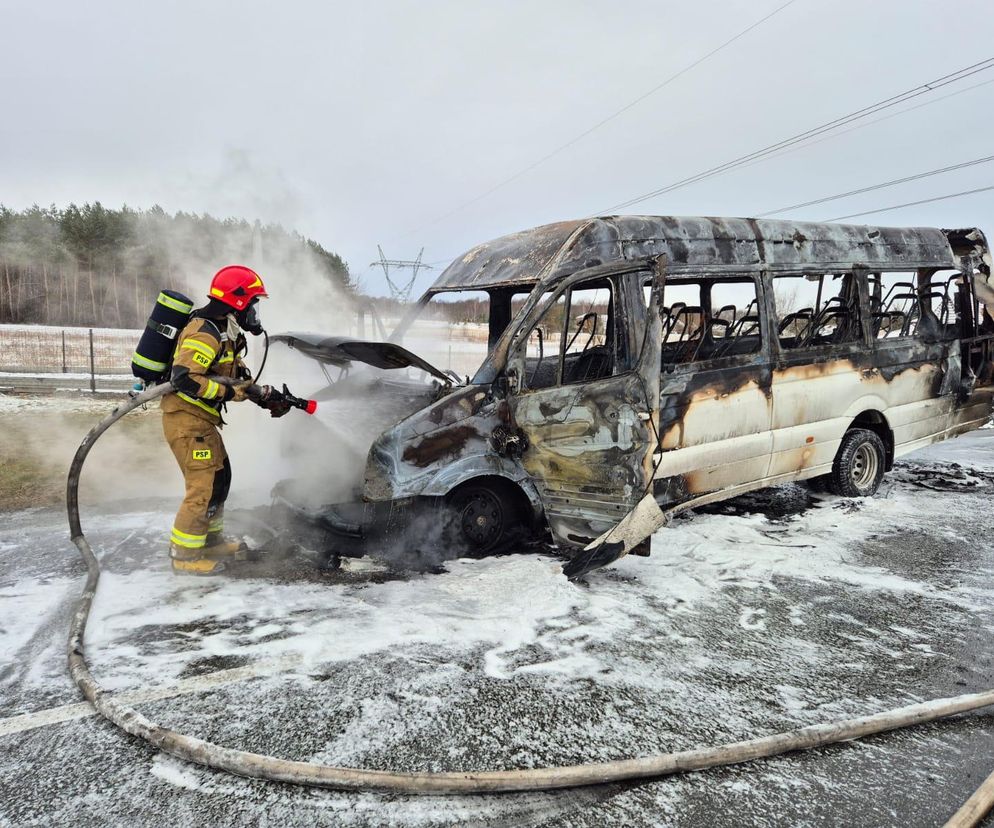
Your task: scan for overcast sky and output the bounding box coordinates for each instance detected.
[2,0,994,296]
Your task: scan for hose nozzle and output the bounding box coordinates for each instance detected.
[280,383,317,415]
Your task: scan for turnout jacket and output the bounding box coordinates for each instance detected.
[161,316,249,423]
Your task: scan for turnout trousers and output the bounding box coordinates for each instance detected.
[162,409,232,550]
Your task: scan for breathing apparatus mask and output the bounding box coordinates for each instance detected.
[235,298,264,336]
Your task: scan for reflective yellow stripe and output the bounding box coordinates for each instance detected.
[172,526,207,541]
[180,339,217,360]
[208,519,224,533]
[204,379,220,400]
[177,392,221,417]
[158,292,193,314]
[217,353,234,364]
[132,352,167,372]
[171,527,207,548]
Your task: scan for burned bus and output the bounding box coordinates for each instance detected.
[273,216,994,579]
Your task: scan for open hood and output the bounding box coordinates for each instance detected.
[271,333,453,384]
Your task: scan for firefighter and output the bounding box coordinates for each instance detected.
[162,265,290,575]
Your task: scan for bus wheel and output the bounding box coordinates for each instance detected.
[828,428,886,497]
[446,483,522,556]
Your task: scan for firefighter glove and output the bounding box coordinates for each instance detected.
[247,384,291,417]
[227,381,253,402]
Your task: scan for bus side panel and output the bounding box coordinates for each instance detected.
[872,338,977,454]
[768,353,876,479]
[654,364,773,505]
[891,386,994,458]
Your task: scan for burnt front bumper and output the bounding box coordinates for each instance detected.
[269,481,419,561]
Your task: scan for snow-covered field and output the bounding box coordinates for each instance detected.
[3,424,994,825]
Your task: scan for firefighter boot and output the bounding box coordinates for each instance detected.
[202,533,250,561]
[170,542,226,576]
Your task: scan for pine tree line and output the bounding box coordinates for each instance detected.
[0,203,353,328]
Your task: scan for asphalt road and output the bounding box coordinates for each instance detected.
[3,432,994,826]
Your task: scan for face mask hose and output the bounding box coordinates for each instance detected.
[255,329,270,383]
[64,386,994,817]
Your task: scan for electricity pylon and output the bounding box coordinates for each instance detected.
[370,246,433,303]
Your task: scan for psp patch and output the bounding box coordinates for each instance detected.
[193,352,212,368]
[192,448,212,461]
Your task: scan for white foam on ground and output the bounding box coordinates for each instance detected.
[79,449,994,705]
[0,577,75,661]
[86,555,584,691]
[7,431,994,825]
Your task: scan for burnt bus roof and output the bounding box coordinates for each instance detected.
[431,216,976,292]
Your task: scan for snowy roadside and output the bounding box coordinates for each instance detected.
[3,433,994,825]
[0,392,170,513]
[69,456,994,696]
[0,390,138,415]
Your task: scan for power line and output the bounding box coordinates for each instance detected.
[428,74,994,266]
[728,75,994,184]
[598,57,994,214]
[397,0,800,239]
[758,154,994,217]
[823,184,994,222]
[424,74,994,268]
[428,87,994,271]
[423,185,994,271]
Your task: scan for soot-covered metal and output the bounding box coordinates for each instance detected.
[274,216,994,580]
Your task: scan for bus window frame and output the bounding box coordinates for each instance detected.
[866,267,965,345]
[509,264,646,394]
[650,272,771,374]
[768,268,870,364]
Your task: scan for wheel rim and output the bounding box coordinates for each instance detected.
[850,442,879,490]
[459,491,504,548]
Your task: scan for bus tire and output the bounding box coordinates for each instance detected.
[446,482,523,556]
[828,428,886,497]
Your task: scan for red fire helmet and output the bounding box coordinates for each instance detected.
[208,265,268,310]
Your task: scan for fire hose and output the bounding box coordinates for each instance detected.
[66,382,994,822]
